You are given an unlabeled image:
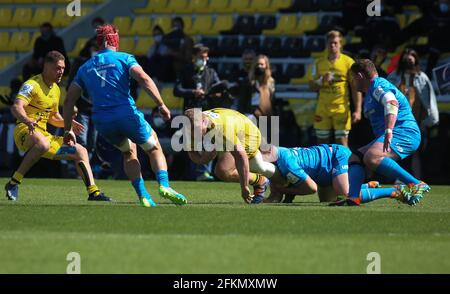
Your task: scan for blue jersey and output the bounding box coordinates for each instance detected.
[364,77,418,137]
[74,49,139,120]
[276,144,351,187]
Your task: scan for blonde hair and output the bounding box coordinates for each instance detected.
[249,54,274,88]
[326,30,343,41]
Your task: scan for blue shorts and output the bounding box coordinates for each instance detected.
[330,144,351,178]
[373,126,421,159]
[93,108,153,146]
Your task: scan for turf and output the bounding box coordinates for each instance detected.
[0,178,449,274]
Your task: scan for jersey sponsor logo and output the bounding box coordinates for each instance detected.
[286,172,299,184]
[341,164,348,170]
[373,86,385,101]
[395,143,404,153]
[18,84,33,98]
[203,111,220,119]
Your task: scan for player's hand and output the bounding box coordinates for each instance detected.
[72,120,85,136]
[158,104,171,121]
[241,186,253,204]
[323,72,333,84]
[383,131,393,153]
[63,130,77,146]
[25,117,41,135]
[193,89,205,99]
[352,111,362,124]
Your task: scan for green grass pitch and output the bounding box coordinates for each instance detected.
[0,178,449,274]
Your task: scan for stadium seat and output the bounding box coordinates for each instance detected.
[152,16,172,35]
[224,15,257,35]
[30,8,53,27]
[290,63,313,84]
[242,0,274,13]
[181,15,193,34]
[0,55,15,70]
[219,62,239,80]
[53,7,73,27]
[304,36,325,54]
[113,16,132,36]
[161,87,183,109]
[134,37,154,56]
[227,0,250,13]
[285,63,306,80]
[187,0,210,13]
[219,36,241,57]
[198,37,219,56]
[210,15,234,35]
[406,13,422,26]
[0,32,10,52]
[0,8,13,28]
[306,14,340,35]
[396,14,407,30]
[261,37,283,57]
[10,8,33,28]
[264,14,298,36]
[188,15,213,35]
[130,16,153,36]
[209,0,230,13]
[270,63,287,83]
[282,37,305,57]
[296,0,320,12]
[272,0,293,11]
[7,31,30,52]
[294,14,318,36]
[67,38,89,58]
[135,0,168,14]
[256,15,276,33]
[24,31,40,52]
[241,36,260,52]
[165,0,189,13]
[119,38,136,54]
[318,0,343,12]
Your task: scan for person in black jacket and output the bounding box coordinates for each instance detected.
[173,44,222,181]
[174,44,221,111]
[22,23,69,81]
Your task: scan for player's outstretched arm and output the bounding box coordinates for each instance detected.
[130,65,170,120]
[231,144,252,203]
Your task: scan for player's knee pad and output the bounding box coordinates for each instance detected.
[139,135,157,152]
[334,130,350,139]
[116,139,132,153]
[249,152,276,178]
[315,129,331,139]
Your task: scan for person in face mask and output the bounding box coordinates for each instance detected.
[387,48,439,179]
[248,55,275,119]
[174,44,222,181]
[144,25,173,82]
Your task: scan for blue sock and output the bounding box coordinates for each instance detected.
[131,177,151,199]
[157,170,169,188]
[376,157,420,185]
[360,188,395,203]
[349,163,365,198]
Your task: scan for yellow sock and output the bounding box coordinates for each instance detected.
[249,173,260,185]
[87,185,100,196]
[10,171,23,185]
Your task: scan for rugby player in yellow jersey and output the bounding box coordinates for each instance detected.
[4,51,111,202]
[309,30,363,147]
[184,108,276,203]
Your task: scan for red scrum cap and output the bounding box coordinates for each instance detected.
[96,24,119,50]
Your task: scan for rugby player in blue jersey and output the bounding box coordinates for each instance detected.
[262,144,407,204]
[334,59,430,206]
[63,24,187,207]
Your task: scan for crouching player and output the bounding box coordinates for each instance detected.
[185,108,276,204]
[263,144,409,205]
[5,51,111,201]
